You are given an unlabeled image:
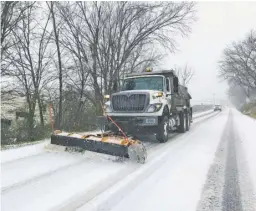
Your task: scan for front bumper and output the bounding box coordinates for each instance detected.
[108,116,159,135]
[110,116,159,126]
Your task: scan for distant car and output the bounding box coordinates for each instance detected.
[214,105,222,111]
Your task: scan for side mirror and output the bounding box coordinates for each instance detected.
[173,77,179,93]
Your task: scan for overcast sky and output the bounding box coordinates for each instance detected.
[161,1,256,105]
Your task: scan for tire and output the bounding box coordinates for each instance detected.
[156,115,169,143]
[186,111,190,131]
[178,111,186,133]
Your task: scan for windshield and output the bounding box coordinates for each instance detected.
[122,76,164,91]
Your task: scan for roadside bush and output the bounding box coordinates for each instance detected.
[60,99,98,132]
[1,122,16,145]
[1,119,51,145]
[241,101,256,119]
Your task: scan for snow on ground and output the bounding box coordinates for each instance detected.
[193,109,214,118]
[232,108,256,199]
[78,110,228,211]
[2,152,87,191]
[2,107,254,211]
[1,141,48,164]
[2,156,128,211]
[1,109,223,211]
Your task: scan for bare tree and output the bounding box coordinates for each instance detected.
[47,1,64,129]
[4,2,53,131]
[219,30,256,96]
[1,1,197,134]
[56,1,196,115]
[1,1,35,60]
[174,64,195,86]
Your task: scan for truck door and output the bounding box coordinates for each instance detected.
[170,76,182,112]
[166,77,172,110]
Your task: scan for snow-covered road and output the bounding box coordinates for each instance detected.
[1,108,255,211]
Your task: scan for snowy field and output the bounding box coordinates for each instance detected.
[1,108,255,211]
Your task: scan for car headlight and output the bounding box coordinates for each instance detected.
[146,103,162,112]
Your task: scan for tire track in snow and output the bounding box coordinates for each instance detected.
[197,110,255,211]
[196,111,240,211]
[222,113,242,211]
[230,113,256,211]
[193,110,215,119]
[2,149,138,194]
[1,151,47,166]
[2,157,92,194]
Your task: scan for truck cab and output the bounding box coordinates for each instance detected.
[103,69,192,143]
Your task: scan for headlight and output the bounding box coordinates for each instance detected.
[153,92,163,97]
[152,92,163,99]
[146,103,162,112]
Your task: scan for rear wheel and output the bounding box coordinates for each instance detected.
[178,111,186,133]
[156,115,169,143]
[186,111,190,131]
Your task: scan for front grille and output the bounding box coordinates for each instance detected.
[111,94,148,112]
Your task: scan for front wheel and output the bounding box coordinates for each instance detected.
[156,115,169,143]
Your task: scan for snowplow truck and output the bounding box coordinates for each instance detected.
[49,69,191,164]
[103,69,192,143]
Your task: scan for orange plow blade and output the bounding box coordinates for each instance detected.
[48,131,147,164]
